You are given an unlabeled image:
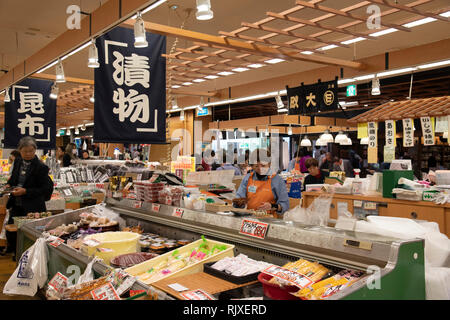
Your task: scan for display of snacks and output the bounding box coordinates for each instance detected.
[13,211,54,228]
[268,259,331,287]
[134,180,166,202]
[125,236,234,284]
[210,254,272,277]
[292,269,365,300]
[177,240,190,246]
[48,223,79,238]
[122,225,144,234]
[158,186,183,206]
[110,252,159,268]
[78,212,119,231]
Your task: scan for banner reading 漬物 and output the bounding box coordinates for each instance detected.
[94,26,166,144]
[287,79,338,115]
[4,78,56,149]
[420,116,435,146]
[402,118,414,147]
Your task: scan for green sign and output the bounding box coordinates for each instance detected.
[346,85,357,97]
[59,129,66,136]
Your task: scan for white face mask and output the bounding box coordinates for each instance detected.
[259,167,270,176]
[72,149,77,155]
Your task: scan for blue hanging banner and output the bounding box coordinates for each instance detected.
[4,78,56,149]
[94,26,166,144]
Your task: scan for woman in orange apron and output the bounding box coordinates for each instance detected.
[234,149,289,217]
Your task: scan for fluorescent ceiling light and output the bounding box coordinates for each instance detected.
[247,63,264,68]
[171,85,181,88]
[354,74,375,81]
[403,17,436,28]
[182,82,193,86]
[319,44,338,51]
[61,42,90,61]
[36,60,58,74]
[370,28,398,37]
[265,58,285,64]
[338,78,355,85]
[278,108,288,113]
[142,0,167,14]
[341,37,366,45]
[232,67,249,72]
[377,67,417,77]
[205,75,219,79]
[217,71,234,76]
[193,78,206,83]
[339,101,359,107]
[417,60,450,70]
[440,11,450,18]
[301,51,313,55]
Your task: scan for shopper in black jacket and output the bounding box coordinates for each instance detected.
[2,137,53,260]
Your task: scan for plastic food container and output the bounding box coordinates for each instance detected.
[110,252,159,268]
[258,272,300,300]
[81,231,141,265]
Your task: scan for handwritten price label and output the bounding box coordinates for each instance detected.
[239,219,269,239]
[48,272,68,294]
[152,203,161,213]
[172,208,184,218]
[91,282,120,300]
[49,237,64,248]
[134,201,143,208]
[180,289,215,300]
[262,265,313,289]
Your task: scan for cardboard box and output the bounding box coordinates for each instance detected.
[91,192,105,204]
[65,202,81,210]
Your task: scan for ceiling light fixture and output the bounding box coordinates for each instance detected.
[197,96,205,112]
[204,75,219,79]
[247,63,264,68]
[193,78,206,83]
[49,83,59,100]
[300,136,312,147]
[55,59,65,83]
[81,123,86,131]
[134,12,148,48]
[88,39,100,68]
[377,67,417,77]
[182,82,193,86]
[75,127,80,135]
[90,95,95,103]
[217,71,234,76]
[334,131,347,144]
[340,135,352,145]
[275,94,284,109]
[172,98,179,110]
[320,130,334,144]
[232,67,249,72]
[417,60,450,70]
[171,85,181,88]
[4,87,11,102]
[265,58,285,64]
[66,128,71,135]
[288,125,292,136]
[278,108,288,113]
[315,138,327,146]
[371,77,381,95]
[196,0,214,20]
[179,109,185,121]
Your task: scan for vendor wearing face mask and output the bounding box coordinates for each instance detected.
[63,143,78,167]
[234,148,289,217]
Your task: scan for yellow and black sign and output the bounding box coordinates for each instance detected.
[287,78,338,115]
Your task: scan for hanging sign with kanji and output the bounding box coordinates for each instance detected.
[385,120,396,147]
[287,79,338,115]
[402,119,414,147]
[4,78,56,149]
[368,122,377,148]
[94,26,166,144]
[420,117,435,146]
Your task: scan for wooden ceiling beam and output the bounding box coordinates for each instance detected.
[30,73,94,85]
[121,20,364,69]
[295,0,411,32]
[367,0,449,22]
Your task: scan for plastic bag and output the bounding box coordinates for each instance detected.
[0,210,9,240]
[425,266,450,300]
[284,193,332,226]
[3,237,48,296]
[92,203,126,230]
[77,256,101,285]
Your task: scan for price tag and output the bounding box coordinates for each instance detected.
[130,290,146,297]
[100,174,109,183]
[49,237,64,247]
[262,265,313,289]
[151,203,161,213]
[61,173,67,185]
[136,174,142,181]
[87,170,94,182]
[363,202,377,210]
[96,247,113,253]
[134,201,143,209]
[180,289,215,300]
[91,282,121,300]
[73,183,80,188]
[93,171,103,182]
[172,208,184,218]
[239,219,269,239]
[115,276,137,296]
[353,200,363,208]
[63,189,73,196]
[48,272,68,294]
[83,239,100,247]
[168,283,189,292]
[66,171,74,183]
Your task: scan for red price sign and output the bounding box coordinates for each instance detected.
[134,201,143,208]
[262,265,313,289]
[172,208,184,218]
[48,272,68,294]
[91,282,120,300]
[49,237,64,247]
[239,219,269,239]
[152,203,161,213]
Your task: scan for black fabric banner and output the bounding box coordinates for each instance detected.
[4,78,56,149]
[287,79,338,115]
[94,26,166,144]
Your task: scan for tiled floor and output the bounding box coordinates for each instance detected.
[0,254,41,300]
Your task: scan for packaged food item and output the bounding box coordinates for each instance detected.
[211,254,272,277]
[268,259,330,287]
[177,240,190,246]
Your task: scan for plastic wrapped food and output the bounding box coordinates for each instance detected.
[268,259,330,286]
[110,252,159,268]
[211,254,271,277]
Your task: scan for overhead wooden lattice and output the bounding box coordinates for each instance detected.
[348,96,450,123]
[165,0,449,88]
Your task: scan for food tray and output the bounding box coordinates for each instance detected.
[125,238,234,285]
[110,252,159,268]
[258,272,300,300]
[203,262,260,284]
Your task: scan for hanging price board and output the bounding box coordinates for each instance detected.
[402,118,414,147]
[262,265,313,289]
[172,208,184,218]
[239,219,269,239]
[367,122,377,148]
[385,120,395,147]
[91,282,121,300]
[420,116,435,146]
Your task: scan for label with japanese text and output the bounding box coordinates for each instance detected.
[262,265,313,289]
[385,120,395,147]
[151,203,161,213]
[49,237,64,248]
[172,208,184,218]
[180,289,215,300]
[368,122,377,148]
[48,272,68,294]
[239,219,269,239]
[133,200,143,208]
[402,118,414,147]
[91,282,121,300]
[420,116,435,146]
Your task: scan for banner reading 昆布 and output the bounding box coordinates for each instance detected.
[4,78,56,149]
[94,26,166,144]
